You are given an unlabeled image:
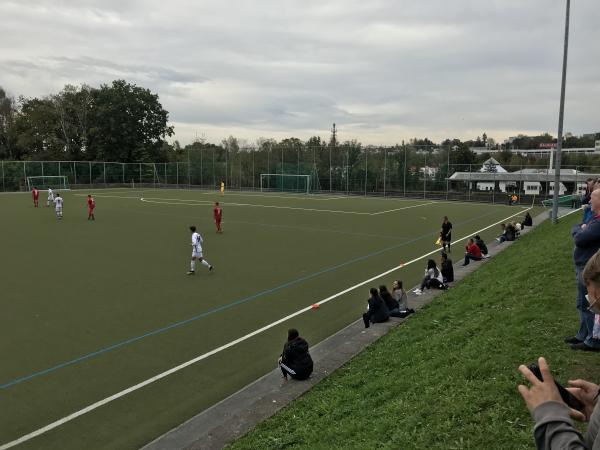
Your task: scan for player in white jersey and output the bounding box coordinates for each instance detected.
[187,225,213,275]
[47,188,54,207]
[53,193,63,219]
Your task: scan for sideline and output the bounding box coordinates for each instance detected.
[0,206,531,450]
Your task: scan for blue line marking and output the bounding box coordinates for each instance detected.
[1,210,502,389]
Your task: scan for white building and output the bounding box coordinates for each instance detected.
[475,158,516,192]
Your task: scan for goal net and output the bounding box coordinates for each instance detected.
[260,174,311,194]
[26,176,70,191]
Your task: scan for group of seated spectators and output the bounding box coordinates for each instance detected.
[497,213,532,244]
[362,282,416,328]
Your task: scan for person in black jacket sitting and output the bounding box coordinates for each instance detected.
[522,212,533,229]
[278,328,313,380]
[474,235,488,257]
[441,251,454,283]
[362,287,390,328]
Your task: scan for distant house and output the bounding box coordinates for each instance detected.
[549,182,568,196]
[476,158,516,192]
[419,166,439,178]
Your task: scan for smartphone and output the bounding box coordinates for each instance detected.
[528,363,584,411]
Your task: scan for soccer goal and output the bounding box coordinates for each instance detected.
[260,174,311,194]
[26,176,70,191]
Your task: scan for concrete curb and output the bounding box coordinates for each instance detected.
[141,209,555,450]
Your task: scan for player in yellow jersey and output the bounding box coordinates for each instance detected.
[220,181,225,195]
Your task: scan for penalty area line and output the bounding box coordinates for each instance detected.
[0,205,532,450]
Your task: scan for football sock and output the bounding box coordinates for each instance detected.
[201,260,210,268]
[190,260,196,271]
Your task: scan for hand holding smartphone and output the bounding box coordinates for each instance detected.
[528,363,585,411]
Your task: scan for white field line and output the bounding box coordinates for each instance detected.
[371,202,436,215]
[201,191,350,201]
[140,197,435,216]
[0,205,532,450]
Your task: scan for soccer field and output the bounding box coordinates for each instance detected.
[0,189,537,449]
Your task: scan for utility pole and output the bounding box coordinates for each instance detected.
[330,123,337,192]
[552,0,571,224]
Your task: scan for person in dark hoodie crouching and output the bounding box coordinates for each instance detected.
[278,328,313,380]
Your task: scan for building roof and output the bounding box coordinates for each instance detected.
[449,169,599,182]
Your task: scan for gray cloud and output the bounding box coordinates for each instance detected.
[0,0,598,145]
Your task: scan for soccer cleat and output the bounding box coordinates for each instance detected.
[209,265,213,272]
[413,289,422,295]
[187,270,195,275]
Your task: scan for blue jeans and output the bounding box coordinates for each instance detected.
[575,265,600,348]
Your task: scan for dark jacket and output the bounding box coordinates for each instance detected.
[523,214,533,227]
[441,258,454,282]
[505,224,517,241]
[475,238,488,255]
[380,291,399,312]
[366,295,390,323]
[572,216,600,267]
[281,337,313,379]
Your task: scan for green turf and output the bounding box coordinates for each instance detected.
[0,189,538,449]
[228,212,598,450]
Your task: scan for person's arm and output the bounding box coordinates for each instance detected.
[574,221,600,247]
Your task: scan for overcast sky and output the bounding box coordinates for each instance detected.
[1,0,598,146]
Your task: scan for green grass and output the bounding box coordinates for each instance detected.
[0,189,539,449]
[228,213,600,450]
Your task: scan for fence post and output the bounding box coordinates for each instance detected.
[252,147,255,190]
[423,152,426,199]
[468,164,472,201]
[74,162,77,186]
[176,162,179,187]
[200,147,203,188]
[23,161,26,190]
[103,162,106,186]
[1,160,4,191]
[364,148,368,196]
[383,148,387,197]
[403,141,406,198]
[139,163,142,186]
[492,171,496,204]
[41,161,44,178]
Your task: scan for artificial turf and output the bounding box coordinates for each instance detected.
[0,189,535,449]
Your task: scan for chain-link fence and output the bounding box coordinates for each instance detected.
[3,145,600,204]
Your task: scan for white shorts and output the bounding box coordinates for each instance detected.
[192,249,203,258]
[55,207,62,213]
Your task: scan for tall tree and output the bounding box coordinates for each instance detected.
[0,87,18,159]
[88,80,174,162]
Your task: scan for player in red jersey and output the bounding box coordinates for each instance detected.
[213,201,222,233]
[87,194,95,220]
[32,187,39,207]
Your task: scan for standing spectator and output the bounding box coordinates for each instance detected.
[414,259,444,295]
[517,252,600,447]
[566,189,600,351]
[441,252,454,283]
[582,178,595,224]
[278,329,313,380]
[474,235,489,257]
[362,287,390,328]
[441,216,453,253]
[391,280,414,316]
[462,238,483,266]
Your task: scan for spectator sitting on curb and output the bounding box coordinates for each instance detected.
[462,238,483,266]
[441,251,454,283]
[362,287,390,328]
[414,259,444,295]
[497,223,508,243]
[278,328,313,381]
[522,212,533,229]
[474,235,489,258]
[391,280,415,317]
[380,284,414,318]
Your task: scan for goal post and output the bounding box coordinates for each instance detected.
[26,176,70,191]
[260,174,311,194]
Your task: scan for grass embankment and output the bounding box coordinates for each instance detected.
[229,214,600,450]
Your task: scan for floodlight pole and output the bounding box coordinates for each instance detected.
[552,0,570,224]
